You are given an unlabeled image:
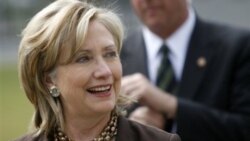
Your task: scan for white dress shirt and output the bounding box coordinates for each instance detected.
[143,6,196,84]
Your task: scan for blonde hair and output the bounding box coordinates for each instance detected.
[18,0,124,137]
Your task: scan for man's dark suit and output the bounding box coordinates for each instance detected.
[120,18,250,141]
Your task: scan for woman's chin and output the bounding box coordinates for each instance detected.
[93,101,116,113]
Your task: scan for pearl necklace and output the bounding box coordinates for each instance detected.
[54,113,118,141]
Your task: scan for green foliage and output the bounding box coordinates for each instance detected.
[0,64,33,141]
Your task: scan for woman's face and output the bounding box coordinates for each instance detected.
[52,21,122,117]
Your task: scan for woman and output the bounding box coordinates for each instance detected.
[15,0,181,140]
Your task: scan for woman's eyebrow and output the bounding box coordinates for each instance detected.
[103,44,117,50]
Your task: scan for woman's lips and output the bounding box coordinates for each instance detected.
[87,85,112,97]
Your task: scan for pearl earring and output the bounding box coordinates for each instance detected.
[49,86,60,97]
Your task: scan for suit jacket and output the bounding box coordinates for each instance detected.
[120,18,250,141]
[13,116,180,141]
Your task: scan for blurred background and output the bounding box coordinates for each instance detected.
[1,0,250,140]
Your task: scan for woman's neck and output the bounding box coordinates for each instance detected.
[64,112,112,141]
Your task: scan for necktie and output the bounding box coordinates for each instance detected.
[156,44,178,132]
[156,44,178,94]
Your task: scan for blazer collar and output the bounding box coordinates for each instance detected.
[116,116,136,141]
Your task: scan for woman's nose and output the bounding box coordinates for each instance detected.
[93,60,112,79]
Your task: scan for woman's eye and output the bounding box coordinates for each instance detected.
[105,51,118,58]
[76,56,90,63]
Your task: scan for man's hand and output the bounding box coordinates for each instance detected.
[129,106,165,129]
[121,73,178,119]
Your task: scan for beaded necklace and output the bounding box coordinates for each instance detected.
[54,113,118,141]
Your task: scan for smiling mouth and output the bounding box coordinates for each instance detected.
[87,85,111,94]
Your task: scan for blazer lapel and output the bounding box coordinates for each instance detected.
[121,30,149,78]
[116,116,137,141]
[178,19,214,99]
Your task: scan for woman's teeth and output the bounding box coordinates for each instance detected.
[88,86,111,93]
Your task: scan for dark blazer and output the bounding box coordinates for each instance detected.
[117,116,180,141]
[13,116,180,141]
[120,18,250,141]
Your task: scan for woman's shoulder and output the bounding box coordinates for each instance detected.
[116,116,181,141]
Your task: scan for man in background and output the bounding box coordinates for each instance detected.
[120,0,250,141]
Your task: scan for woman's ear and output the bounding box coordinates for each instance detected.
[44,71,56,88]
[44,71,61,97]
